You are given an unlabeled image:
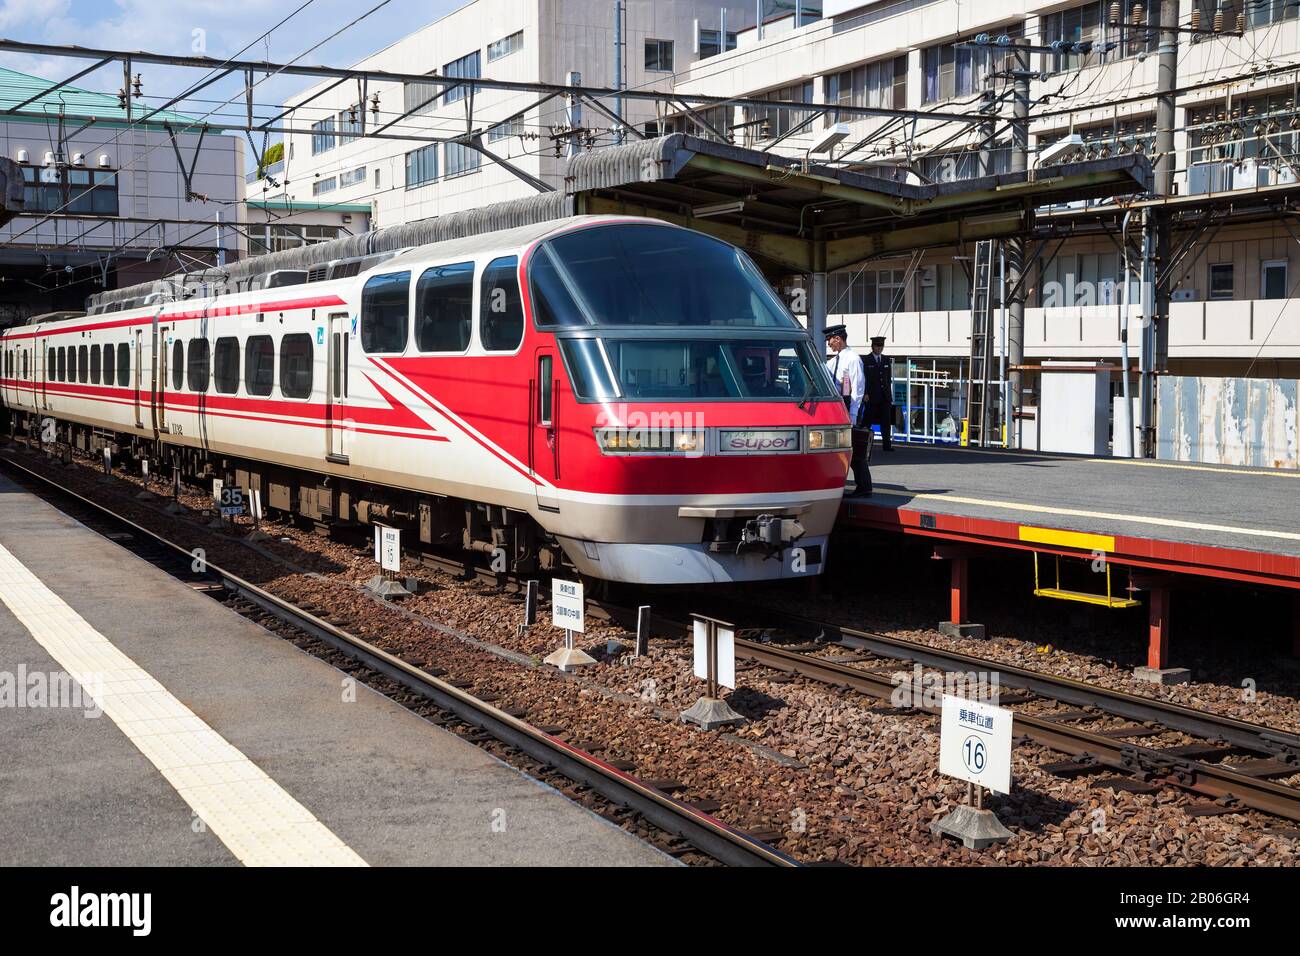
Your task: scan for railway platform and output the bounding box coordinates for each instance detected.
[840,445,1300,682]
[0,472,673,867]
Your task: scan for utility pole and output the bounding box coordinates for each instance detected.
[1140,0,1178,458]
[1006,40,1030,447]
[613,1,625,144]
[565,71,582,160]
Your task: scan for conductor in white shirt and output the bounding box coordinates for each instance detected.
[824,324,871,497]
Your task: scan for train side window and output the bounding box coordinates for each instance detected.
[538,354,553,425]
[77,345,88,384]
[101,343,113,385]
[68,346,78,382]
[116,343,129,387]
[361,272,410,353]
[23,350,28,379]
[187,338,210,392]
[57,347,66,381]
[280,333,312,399]
[415,261,474,353]
[48,347,55,380]
[172,339,183,390]
[245,336,274,396]
[90,345,101,384]
[481,257,524,351]
[213,337,240,394]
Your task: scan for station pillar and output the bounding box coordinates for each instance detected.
[1132,575,1190,685]
[934,547,986,639]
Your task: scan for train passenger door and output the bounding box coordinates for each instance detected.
[326,312,350,464]
[530,348,560,512]
[36,332,49,410]
[133,328,144,429]
[157,324,167,432]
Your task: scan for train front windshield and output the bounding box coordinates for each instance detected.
[529,223,799,329]
[534,223,838,403]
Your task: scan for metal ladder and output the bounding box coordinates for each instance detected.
[964,239,997,447]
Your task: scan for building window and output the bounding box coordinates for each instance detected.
[405,143,439,188]
[187,338,210,392]
[1262,260,1288,299]
[826,55,907,117]
[445,141,480,177]
[488,116,524,142]
[1208,263,1234,300]
[923,25,1022,103]
[213,337,240,394]
[361,272,411,353]
[279,333,313,399]
[245,336,275,396]
[415,262,474,353]
[828,267,911,314]
[1043,1,1162,72]
[311,117,336,155]
[444,51,481,105]
[487,30,524,62]
[339,166,366,187]
[312,176,337,196]
[21,165,118,215]
[744,81,815,144]
[374,168,381,189]
[480,257,524,351]
[337,106,362,144]
[699,28,738,59]
[247,224,341,257]
[645,39,674,72]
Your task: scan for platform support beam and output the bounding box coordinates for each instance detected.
[934,548,986,639]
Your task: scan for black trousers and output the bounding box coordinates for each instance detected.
[864,401,893,449]
[849,426,872,495]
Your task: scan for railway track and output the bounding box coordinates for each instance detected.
[0,446,798,868]
[11,438,1300,841]
[598,601,1300,825]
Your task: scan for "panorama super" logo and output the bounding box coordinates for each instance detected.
[719,429,800,453]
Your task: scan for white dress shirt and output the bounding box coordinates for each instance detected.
[826,346,864,425]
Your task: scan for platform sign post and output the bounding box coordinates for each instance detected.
[135,457,155,500]
[518,580,539,636]
[365,525,412,599]
[246,488,269,540]
[680,614,744,730]
[543,579,595,672]
[931,694,1015,850]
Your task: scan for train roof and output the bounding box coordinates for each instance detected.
[86,191,579,315]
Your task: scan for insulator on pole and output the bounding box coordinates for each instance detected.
[1190,7,1201,31]
[1109,1,1121,26]
[1132,3,1144,27]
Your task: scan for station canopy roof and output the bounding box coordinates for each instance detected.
[91,133,1153,309]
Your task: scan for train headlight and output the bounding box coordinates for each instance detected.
[595,427,705,455]
[807,426,851,450]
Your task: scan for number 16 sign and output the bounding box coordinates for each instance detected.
[938,694,1013,795]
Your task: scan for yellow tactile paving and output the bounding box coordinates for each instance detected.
[0,542,366,867]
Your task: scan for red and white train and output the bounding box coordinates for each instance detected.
[1,215,851,584]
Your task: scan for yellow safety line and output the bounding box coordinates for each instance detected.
[870,489,1300,546]
[0,542,367,867]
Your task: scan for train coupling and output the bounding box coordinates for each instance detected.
[737,514,805,558]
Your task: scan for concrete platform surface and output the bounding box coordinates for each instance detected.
[0,473,673,867]
[856,445,1300,559]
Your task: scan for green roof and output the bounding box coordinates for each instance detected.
[0,65,199,128]
[249,199,373,213]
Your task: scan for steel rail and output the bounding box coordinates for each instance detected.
[0,449,798,867]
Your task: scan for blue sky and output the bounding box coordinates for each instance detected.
[0,0,465,151]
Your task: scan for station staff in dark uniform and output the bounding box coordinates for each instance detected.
[824,324,871,497]
[862,335,894,452]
